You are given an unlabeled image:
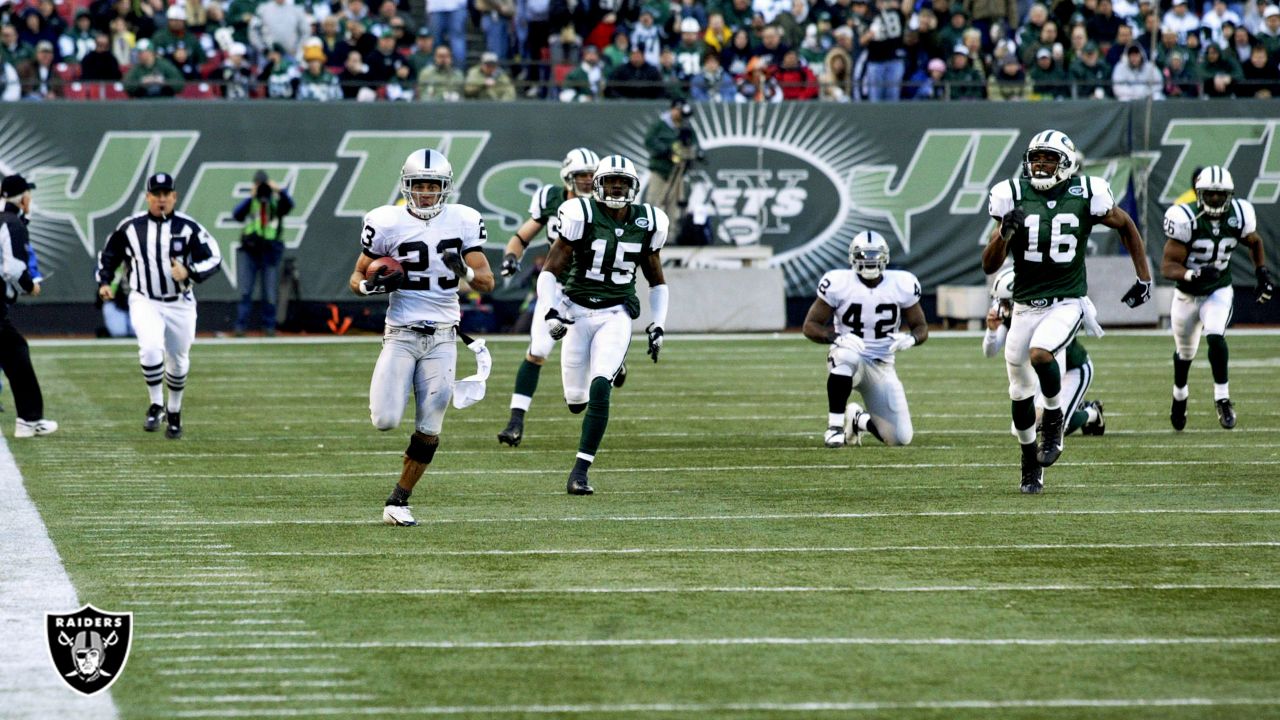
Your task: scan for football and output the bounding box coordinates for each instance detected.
[365,256,403,281]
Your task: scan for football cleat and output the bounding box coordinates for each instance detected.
[1037,407,1064,467]
[843,402,868,446]
[497,418,523,447]
[382,503,418,526]
[1080,400,1105,436]
[165,411,182,440]
[567,469,594,495]
[1171,397,1187,431]
[823,426,845,448]
[1216,398,1236,430]
[1020,453,1044,494]
[14,418,58,438]
[144,403,166,432]
[612,361,627,388]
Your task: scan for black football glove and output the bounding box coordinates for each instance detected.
[500,253,519,277]
[1000,207,1027,242]
[365,266,404,293]
[1121,278,1153,308]
[545,308,573,340]
[441,250,467,279]
[646,324,664,363]
[1257,266,1275,304]
[1194,266,1221,285]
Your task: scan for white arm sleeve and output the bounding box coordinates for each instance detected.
[536,270,562,315]
[988,180,1014,219]
[1087,176,1115,216]
[982,324,1007,358]
[648,283,669,328]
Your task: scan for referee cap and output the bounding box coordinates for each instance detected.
[1,174,35,198]
[147,172,176,192]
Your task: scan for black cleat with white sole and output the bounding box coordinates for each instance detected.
[144,403,166,432]
[165,411,182,439]
[1037,407,1064,467]
[567,470,594,495]
[1080,400,1105,436]
[497,418,523,447]
[1216,398,1236,429]
[1171,397,1187,431]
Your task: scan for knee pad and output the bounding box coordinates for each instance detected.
[828,347,861,373]
[405,431,438,464]
[568,402,587,414]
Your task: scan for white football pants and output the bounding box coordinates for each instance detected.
[369,325,457,435]
[129,293,196,380]
[830,356,913,446]
[560,303,631,406]
[1005,298,1084,401]
[1171,286,1233,361]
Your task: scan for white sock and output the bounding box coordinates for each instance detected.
[510,394,532,411]
[147,384,163,405]
[1213,383,1230,401]
[828,412,844,429]
[1172,385,1189,401]
[1042,394,1061,411]
[1085,405,1099,424]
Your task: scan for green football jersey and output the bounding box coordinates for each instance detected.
[1163,198,1256,297]
[988,176,1113,304]
[529,184,571,241]
[556,197,669,310]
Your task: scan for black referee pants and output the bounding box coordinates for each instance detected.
[0,303,44,421]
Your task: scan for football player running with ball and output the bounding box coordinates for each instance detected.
[349,149,495,526]
[496,147,613,448]
[1160,165,1274,431]
[537,154,669,495]
[803,231,928,448]
[982,130,1152,494]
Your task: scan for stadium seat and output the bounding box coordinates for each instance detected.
[63,81,91,100]
[553,63,574,89]
[103,82,129,99]
[54,62,79,82]
[180,82,219,99]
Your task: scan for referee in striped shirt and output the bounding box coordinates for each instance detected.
[96,172,222,439]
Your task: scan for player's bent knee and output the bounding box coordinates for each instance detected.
[1029,348,1055,365]
[406,431,439,464]
[568,402,587,414]
[525,354,546,366]
[371,410,401,431]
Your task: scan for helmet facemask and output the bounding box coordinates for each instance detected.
[847,231,890,281]
[1195,166,1235,218]
[401,174,451,221]
[594,172,637,209]
[1022,130,1077,191]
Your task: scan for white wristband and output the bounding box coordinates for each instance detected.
[462,265,475,283]
[1184,269,1196,282]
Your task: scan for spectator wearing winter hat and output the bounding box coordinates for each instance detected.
[297,44,342,100]
[20,39,62,98]
[819,44,853,100]
[673,17,706,78]
[631,6,665,67]
[1029,45,1069,98]
[124,39,185,97]
[218,41,255,98]
[59,10,96,63]
[987,53,1028,99]
[464,50,516,100]
[943,42,985,99]
[773,47,818,98]
[1161,0,1201,43]
[1068,40,1112,98]
[364,26,405,83]
[561,43,606,101]
[152,4,206,67]
[1202,0,1242,45]
[1259,5,1280,62]
[1112,42,1164,100]
[1198,41,1243,96]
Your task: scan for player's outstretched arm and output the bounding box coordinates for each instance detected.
[1100,206,1152,282]
[802,299,836,344]
[502,217,546,275]
[1242,231,1274,303]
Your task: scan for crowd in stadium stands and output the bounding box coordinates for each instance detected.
[1,0,1278,100]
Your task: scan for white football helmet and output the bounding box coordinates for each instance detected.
[401,148,453,221]
[593,154,639,209]
[1022,129,1077,191]
[560,147,600,195]
[991,266,1015,301]
[1195,165,1234,218]
[848,231,890,281]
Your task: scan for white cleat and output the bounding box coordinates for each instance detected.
[823,426,846,448]
[382,504,418,527]
[14,418,58,438]
[844,403,868,446]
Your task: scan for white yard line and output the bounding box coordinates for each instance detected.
[164,696,1280,717]
[170,693,378,704]
[0,435,119,720]
[75,508,1280,527]
[166,680,362,690]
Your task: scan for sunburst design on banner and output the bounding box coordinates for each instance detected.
[617,103,893,295]
[0,118,75,278]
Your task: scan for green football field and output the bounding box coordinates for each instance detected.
[9,332,1280,719]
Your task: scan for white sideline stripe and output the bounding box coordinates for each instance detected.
[110,541,1279,559]
[126,599,286,607]
[165,697,1280,717]
[138,631,318,639]
[171,694,378,704]
[0,435,119,720]
[165,654,341,663]
[153,636,1280,652]
[75,508,1280,527]
[145,619,307,627]
[138,584,1280,599]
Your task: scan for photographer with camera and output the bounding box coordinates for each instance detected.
[232,170,294,337]
[643,99,702,240]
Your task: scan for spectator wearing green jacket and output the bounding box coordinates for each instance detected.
[943,44,985,99]
[417,45,464,101]
[1068,41,1112,98]
[124,40,185,97]
[1199,42,1244,96]
[1029,46,1070,98]
[463,51,516,100]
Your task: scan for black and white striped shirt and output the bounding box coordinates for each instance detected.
[96,211,222,301]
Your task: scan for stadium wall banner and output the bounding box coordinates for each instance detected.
[4,100,1277,305]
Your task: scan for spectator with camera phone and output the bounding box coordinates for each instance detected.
[232,170,294,337]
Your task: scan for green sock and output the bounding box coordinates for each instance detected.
[514,359,542,398]
[1033,359,1061,399]
[577,377,612,457]
[1206,334,1229,384]
[1066,409,1088,435]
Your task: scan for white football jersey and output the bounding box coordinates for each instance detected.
[361,203,487,326]
[817,268,922,362]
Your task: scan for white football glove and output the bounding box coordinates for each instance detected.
[832,334,866,354]
[545,308,573,341]
[888,332,917,353]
